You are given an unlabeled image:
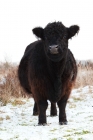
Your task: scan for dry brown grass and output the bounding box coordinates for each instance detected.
[75,61,93,88]
[0,62,28,105]
[0,60,93,104]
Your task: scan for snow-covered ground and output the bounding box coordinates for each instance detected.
[0,86,93,140]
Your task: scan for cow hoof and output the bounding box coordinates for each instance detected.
[50,111,57,116]
[33,111,38,116]
[59,121,67,125]
[50,114,57,117]
[38,123,47,126]
[50,112,57,116]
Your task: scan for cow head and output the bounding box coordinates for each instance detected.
[32,22,79,62]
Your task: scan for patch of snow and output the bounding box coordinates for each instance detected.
[0,86,93,140]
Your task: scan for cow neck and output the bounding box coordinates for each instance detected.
[47,57,67,79]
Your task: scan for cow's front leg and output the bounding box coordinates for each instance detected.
[50,102,57,116]
[37,100,48,125]
[57,98,68,125]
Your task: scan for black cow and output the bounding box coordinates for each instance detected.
[18,21,79,125]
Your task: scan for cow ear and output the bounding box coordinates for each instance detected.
[67,25,80,39]
[32,27,44,40]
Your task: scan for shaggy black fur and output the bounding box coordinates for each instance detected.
[18,21,79,125]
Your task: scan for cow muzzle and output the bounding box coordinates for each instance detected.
[49,45,59,54]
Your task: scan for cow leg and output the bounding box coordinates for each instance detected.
[50,102,57,116]
[33,102,38,115]
[57,97,68,125]
[37,100,48,125]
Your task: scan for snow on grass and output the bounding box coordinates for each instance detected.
[0,86,93,140]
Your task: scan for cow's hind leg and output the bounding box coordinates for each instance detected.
[37,100,48,125]
[50,102,57,116]
[33,102,38,116]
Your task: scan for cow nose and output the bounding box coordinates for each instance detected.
[49,45,59,54]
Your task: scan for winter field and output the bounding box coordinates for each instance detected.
[0,61,93,140]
